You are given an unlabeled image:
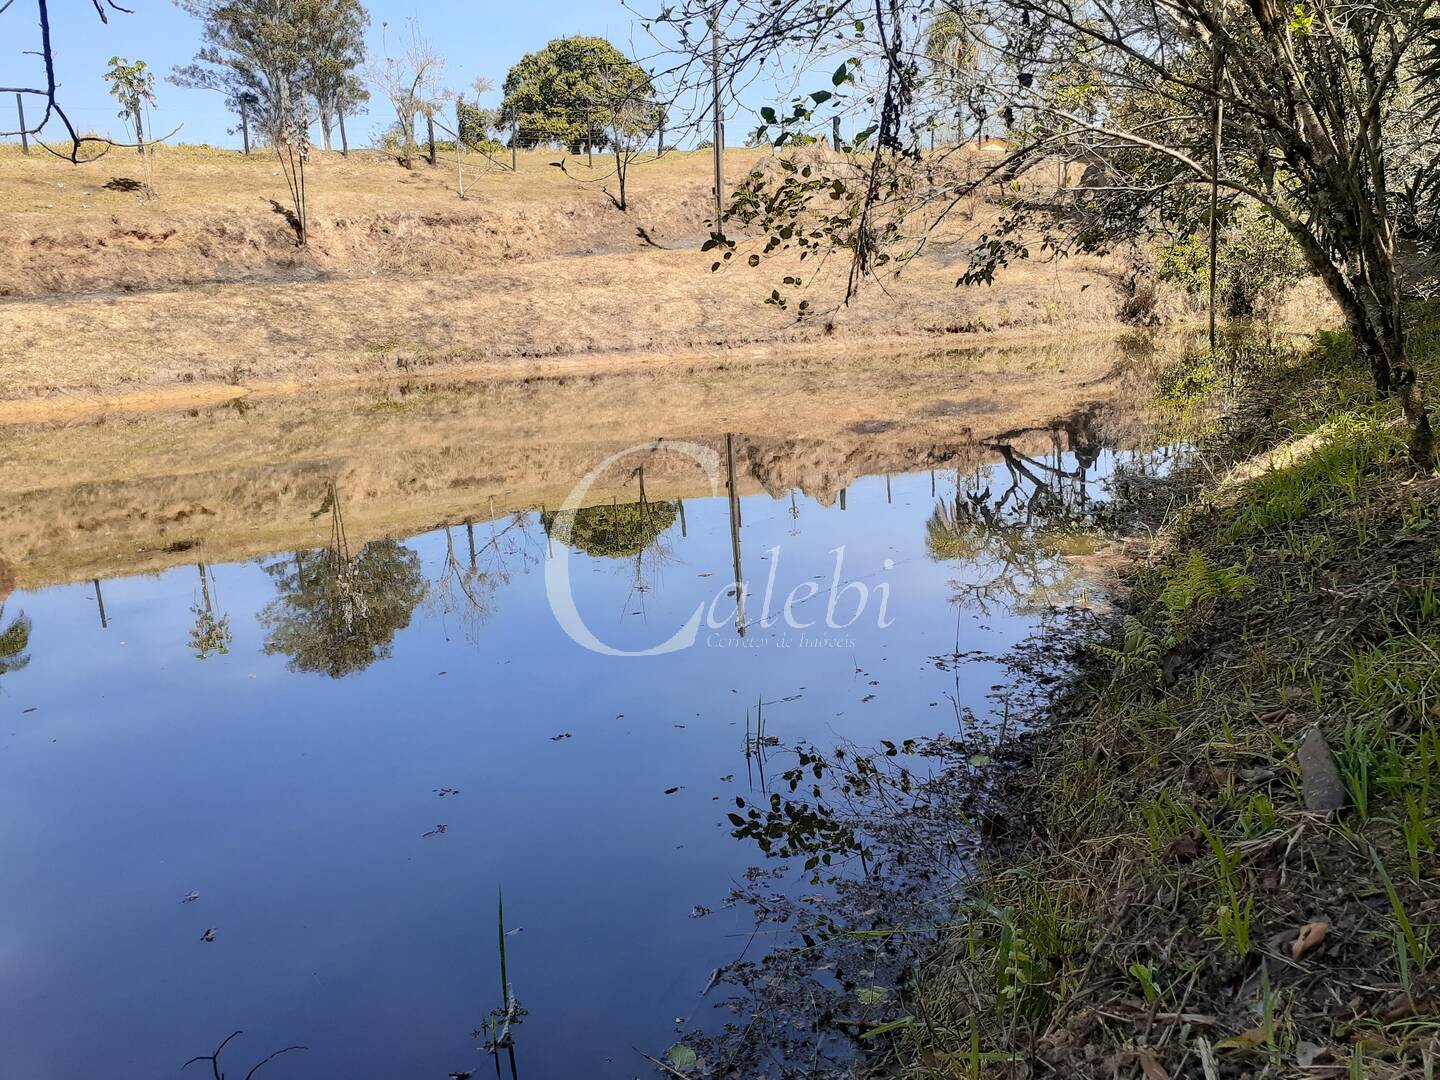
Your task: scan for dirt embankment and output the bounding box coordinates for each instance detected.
[0,144,1327,410]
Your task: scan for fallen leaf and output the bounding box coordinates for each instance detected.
[1215,1027,1268,1051]
[200,928,217,942]
[550,732,572,741]
[423,824,448,838]
[664,786,683,795]
[665,1043,697,1071]
[1138,1050,1170,1080]
[180,891,201,904]
[1291,920,1329,960]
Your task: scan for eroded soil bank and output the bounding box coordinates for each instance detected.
[0,145,1333,407]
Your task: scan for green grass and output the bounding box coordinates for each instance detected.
[889,320,1440,1076]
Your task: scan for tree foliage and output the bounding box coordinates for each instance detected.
[655,0,1440,465]
[499,36,661,151]
[170,0,368,144]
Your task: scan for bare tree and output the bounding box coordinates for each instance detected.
[366,20,446,168]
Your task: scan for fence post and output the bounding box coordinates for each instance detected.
[16,94,29,155]
[512,125,518,171]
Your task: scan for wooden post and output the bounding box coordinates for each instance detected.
[512,125,518,171]
[16,94,29,155]
[93,580,108,629]
[711,15,724,213]
[832,115,840,147]
[240,98,251,155]
[657,117,665,154]
[725,433,745,637]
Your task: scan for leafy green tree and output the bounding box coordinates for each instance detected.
[306,0,369,153]
[103,56,157,156]
[499,37,659,152]
[259,540,426,679]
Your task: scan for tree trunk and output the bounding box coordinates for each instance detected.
[426,114,437,166]
[133,103,145,157]
[615,149,627,211]
[318,98,333,151]
[337,110,348,156]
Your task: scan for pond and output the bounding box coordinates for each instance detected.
[0,341,1179,1078]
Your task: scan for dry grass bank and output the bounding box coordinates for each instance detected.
[0,143,1198,408]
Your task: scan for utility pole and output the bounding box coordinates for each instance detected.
[711,12,725,213]
[16,95,29,155]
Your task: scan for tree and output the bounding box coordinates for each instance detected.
[593,68,665,210]
[171,0,328,241]
[259,540,426,679]
[366,20,446,167]
[306,0,369,153]
[661,0,1440,467]
[499,37,659,153]
[102,56,156,157]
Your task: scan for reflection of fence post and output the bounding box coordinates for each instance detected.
[677,499,687,537]
[16,95,29,155]
[725,433,746,637]
[839,487,847,511]
[93,579,108,629]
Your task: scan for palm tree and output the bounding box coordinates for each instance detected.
[924,7,983,145]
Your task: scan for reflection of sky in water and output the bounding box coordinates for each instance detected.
[0,448,1161,1079]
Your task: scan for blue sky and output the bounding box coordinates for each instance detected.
[3,0,752,148]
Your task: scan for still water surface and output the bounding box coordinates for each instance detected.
[0,358,1170,1078]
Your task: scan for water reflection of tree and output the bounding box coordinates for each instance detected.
[258,485,426,678]
[428,514,542,645]
[924,415,1167,613]
[0,605,31,680]
[540,500,679,558]
[188,563,232,660]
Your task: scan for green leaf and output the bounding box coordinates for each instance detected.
[856,985,890,1005]
[832,62,850,86]
[810,90,832,105]
[760,105,777,124]
[665,1043,698,1071]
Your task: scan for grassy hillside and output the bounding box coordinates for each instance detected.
[884,322,1440,1077]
